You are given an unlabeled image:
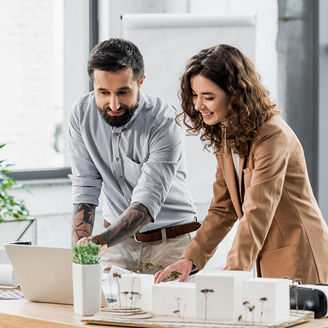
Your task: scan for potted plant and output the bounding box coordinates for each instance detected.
[72,241,102,315]
[0,143,30,222]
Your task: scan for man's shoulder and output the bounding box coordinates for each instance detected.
[141,93,177,121]
[70,92,95,119]
[72,92,95,111]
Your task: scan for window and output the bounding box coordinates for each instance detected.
[0,0,90,173]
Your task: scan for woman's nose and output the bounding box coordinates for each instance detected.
[194,97,204,111]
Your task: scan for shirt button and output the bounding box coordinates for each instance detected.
[114,133,119,136]
[119,176,123,180]
[116,157,120,161]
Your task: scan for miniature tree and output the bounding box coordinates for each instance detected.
[130,291,141,309]
[121,291,129,308]
[291,278,302,313]
[200,289,214,321]
[259,297,268,323]
[174,297,181,319]
[242,301,250,322]
[113,273,122,307]
[248,305,255,325]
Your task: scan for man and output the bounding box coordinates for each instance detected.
[69,38,198,273]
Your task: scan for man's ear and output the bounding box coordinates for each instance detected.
[138,75,146,88]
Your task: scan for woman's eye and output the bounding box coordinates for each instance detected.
[205,97,214,101]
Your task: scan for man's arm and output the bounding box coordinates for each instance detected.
[79,202,152,247]
[72,203,96,245]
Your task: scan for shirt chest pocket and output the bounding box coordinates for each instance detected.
[123,156,142,187]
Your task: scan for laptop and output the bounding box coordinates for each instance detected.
[5,244,75,304]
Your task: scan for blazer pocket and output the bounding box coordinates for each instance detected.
[123,156,142,187]
[259,245,303,280]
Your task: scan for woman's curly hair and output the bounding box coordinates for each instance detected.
[177,44,278,157]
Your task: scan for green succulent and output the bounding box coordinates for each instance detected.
[72,241,101,265]
[0,144,30,223]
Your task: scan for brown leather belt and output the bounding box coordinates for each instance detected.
[134,221,201,243]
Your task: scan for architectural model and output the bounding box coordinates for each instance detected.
[103,269,295,326]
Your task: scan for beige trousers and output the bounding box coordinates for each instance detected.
[102,232,192,274]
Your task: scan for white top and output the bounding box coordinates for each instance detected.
[231,149,240,184]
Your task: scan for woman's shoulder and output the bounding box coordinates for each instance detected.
[255,113,295,143]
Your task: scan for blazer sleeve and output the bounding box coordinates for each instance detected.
[225,128,290,271]
[181,156,238,270]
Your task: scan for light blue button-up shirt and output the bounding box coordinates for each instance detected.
[69,91,196,232]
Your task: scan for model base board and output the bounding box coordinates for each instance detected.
[83,309,313,328]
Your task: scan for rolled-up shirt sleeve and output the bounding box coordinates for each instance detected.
[131,115,182,220]
[69,104,102,206]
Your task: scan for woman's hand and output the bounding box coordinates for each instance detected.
[154,258,193,284]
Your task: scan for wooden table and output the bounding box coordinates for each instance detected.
[1,299,328,328]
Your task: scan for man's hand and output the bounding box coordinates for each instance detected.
[76,236,93,245]
[154,259,193,284]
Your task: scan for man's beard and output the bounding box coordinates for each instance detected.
[98,100,139,127]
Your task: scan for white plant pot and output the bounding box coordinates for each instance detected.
[72,263,102,315]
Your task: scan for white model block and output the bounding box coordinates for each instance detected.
[152,282,196,318]
[242,278,289,323]
[120,273,154,311]
[196,270,252,321]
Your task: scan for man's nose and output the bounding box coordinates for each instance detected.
[109,95,120,111]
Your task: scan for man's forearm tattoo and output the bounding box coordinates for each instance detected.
[100,202,152,247]
[72,203,96,245]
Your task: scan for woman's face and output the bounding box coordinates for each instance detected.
[190,74,228,125]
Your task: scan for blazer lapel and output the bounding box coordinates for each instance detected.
[238,156,246,203]
[218,148,243,218]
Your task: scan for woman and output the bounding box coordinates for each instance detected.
[155,44,328,284]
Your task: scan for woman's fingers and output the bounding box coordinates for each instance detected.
[154,259,193,284]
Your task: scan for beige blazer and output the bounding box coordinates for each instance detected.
[182,115,328,284]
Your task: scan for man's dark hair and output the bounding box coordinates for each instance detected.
[88,38,144,82]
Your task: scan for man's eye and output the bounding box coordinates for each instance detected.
[118,91,129,95]
[100,91,109,95]
[205,97,214,101]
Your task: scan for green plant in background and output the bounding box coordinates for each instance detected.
[72,241,101,265]
[0,144,30,223]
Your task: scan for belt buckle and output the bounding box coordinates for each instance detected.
[133,233,142,243]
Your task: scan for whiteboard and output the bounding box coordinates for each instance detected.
[122,13,256,206]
